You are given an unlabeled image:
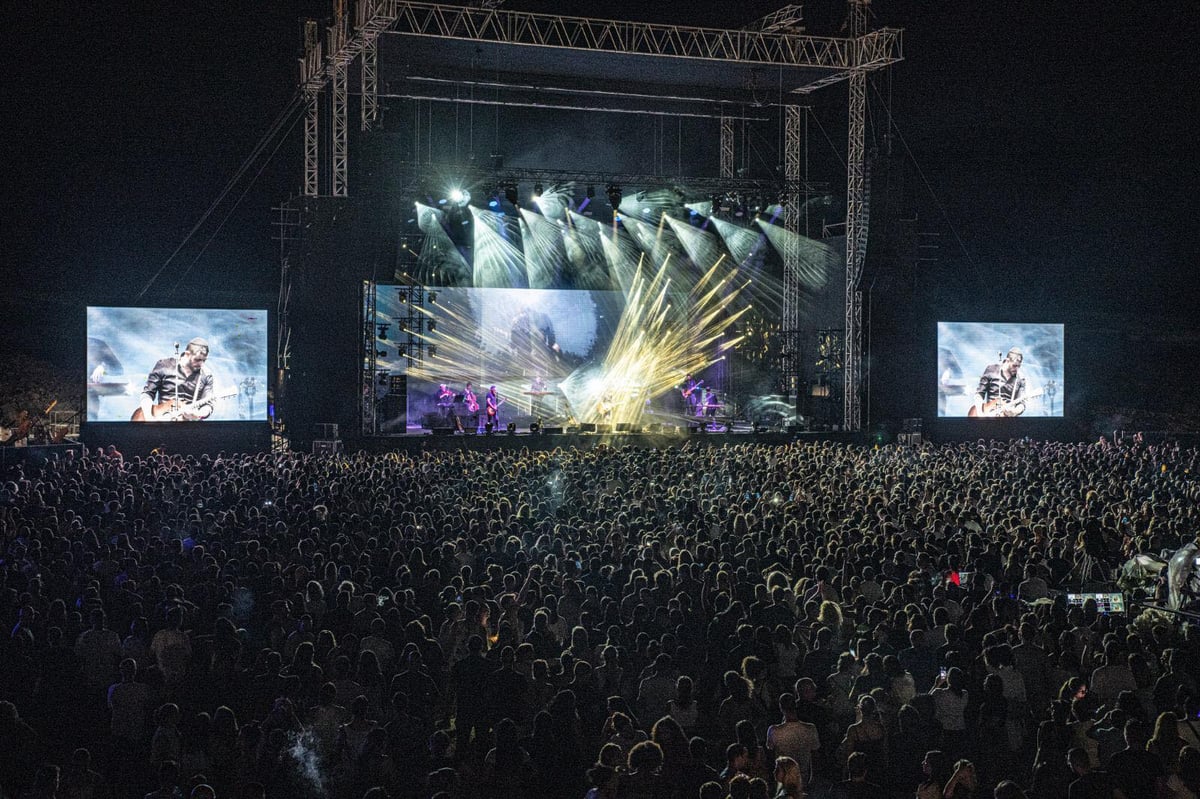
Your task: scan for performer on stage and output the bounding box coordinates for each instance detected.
[681,373,702,416]
[463,382,480,432]
[702,387,720,422]
[971,347,1027,417]
[485,385,502,432]
[436,384,462,432]
[136,338,215,422]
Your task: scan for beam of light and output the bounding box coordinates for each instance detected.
[531,184,573,221]
[519,208,568,289]
[621,214,694,286]
[469,207,527,288]
[564,211,612,291]
[709,215,769,270]
[754,218,840,291]
[684,200,713,217]
[559,254,749,427]
[597,224,645,295]
[415,202,471,284]
[663,215,728,274]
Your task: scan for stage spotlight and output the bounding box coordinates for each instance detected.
[375,349,387,358]
[506,422,517,435]
[398,290,408,303]
[488,197,500,209]
[532,182,544,199]
[606,183,622,209]
[448,188,467,205]
[427,320,436,333]
[428,345,437,357]
[398,345,408,358]
[428,291,437,304]
[376,323,389,341]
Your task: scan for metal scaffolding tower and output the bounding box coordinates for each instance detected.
[301,21,321,198]
[844,0,872,431]
[329,2,349,197]
[781,105,805,404]
[719,117,735,180]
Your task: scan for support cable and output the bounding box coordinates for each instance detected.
[167,106,306,298]
[134,93,304,302]
[868,80,982,283]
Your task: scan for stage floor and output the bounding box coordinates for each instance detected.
[346,428,864,455]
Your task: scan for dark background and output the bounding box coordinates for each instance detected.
[3,1,1197,430]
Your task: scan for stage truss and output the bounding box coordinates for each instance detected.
[290,0,902,432]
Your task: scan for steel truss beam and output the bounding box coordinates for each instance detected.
[385,2,901,76]
[395,160,825,197]
[361,38,379,131]
[301,21,321,197]
[780,105,804,400]
[719,116,734,180]
[357,1,392,131]
[844,0,871,432]
[331,61,349,197]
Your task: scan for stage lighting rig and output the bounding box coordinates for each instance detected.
[532,182,544,200]
[448,188,470,206]
[376,323,389,341]
[606,183,622,209]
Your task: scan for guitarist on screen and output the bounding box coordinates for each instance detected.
[970,347,1027,418]
[135,338,216,421]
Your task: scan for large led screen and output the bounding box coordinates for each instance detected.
[87,307,268,422]
[372,287,627,429]
[937,322,1064,418]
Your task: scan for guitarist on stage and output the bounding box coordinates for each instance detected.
[681,373,702,415]
[137,338,215,421]
[485,385,503,432]
[971,347,1027,418]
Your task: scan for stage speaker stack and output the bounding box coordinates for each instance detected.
[899,417,923,445]
[381,375,407,424]
[579,423,597,433]
[313,422,342,455]
[542,426,564,435]
[595,424,612,435]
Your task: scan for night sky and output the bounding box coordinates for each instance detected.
[3,1,1197,395]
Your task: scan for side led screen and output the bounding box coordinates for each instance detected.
[87,307,268,422]
[937,322,1064,418]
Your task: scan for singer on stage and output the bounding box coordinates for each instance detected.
[137,338,216,421]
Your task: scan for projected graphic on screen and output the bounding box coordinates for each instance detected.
[87,308,268,422]
[372,286,626,429]
[937,322,1064,418]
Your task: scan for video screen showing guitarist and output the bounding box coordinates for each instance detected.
[970,347,1027,418]
[135,338,216,422]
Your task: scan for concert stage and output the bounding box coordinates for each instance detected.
[346,428,864,456]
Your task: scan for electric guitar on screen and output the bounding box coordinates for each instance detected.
[968,387,1045,418]
[130,390,238,422]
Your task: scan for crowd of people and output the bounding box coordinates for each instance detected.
[1,436,1200,799]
